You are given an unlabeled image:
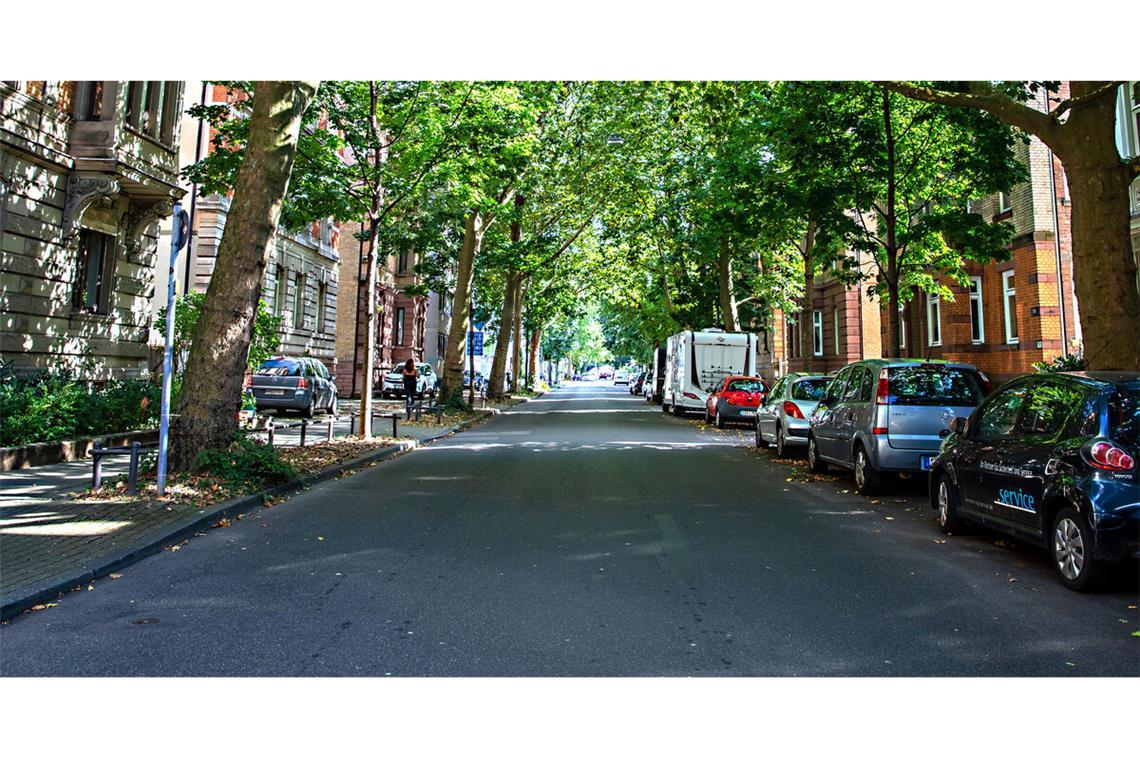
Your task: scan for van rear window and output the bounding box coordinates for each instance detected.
[885,366,984,407]
[256,360,302,376]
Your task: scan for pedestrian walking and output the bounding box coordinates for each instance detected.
[401,359,418,419]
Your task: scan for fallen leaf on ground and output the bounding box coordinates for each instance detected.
[317,536,325,541]
[884,516,895,521]
[109,573,123,579]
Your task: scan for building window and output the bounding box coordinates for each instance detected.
[75,81,103,120]
[73,230,115,315]
[969,276,985,344]
[125,81,179,144]
[833,307,840,355]
[274,266,287,317]
[316,282,327,334]
[395,306,406,346]
[926,292,942,346]
[897,307,906,351]
[293,272,305,329]
[998,191,1012,214]
[812,311,823,356]
[397,250,408,274]
[1002,270,1019,344]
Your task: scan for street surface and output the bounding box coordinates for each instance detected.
[2,382,1137,676]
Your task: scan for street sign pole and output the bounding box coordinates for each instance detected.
[157,203,189,497]
[467,295,475,407]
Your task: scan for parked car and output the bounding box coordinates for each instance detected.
[631,372,647,395]
[464,370,486,392]
[930,371,1139,591]
[704,376,767,428]
[643,374,655,402]
[380,362,438,399]
[614,369,630,386]
[807,359,990,495]
[756,373,831,456]
[248,356,337,418]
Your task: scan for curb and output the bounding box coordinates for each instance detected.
[0,439,416,621]
[0,401,527,621]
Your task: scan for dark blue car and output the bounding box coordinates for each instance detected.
[930,371,1139,591]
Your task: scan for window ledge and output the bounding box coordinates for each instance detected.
[994,209,1013,221]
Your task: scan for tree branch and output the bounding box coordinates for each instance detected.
[882,81,1063,152]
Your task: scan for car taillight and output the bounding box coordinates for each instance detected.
[782,401,804,419]
[1089,442,1135,471]
[876,368,889,405]
[872,427,889,435]
[978,372,992,395]
[298,378,308,390]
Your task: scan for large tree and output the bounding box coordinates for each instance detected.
[171,80,318,468]
[883,81,1140,370]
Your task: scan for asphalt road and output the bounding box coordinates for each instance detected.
[2,381,1137,676]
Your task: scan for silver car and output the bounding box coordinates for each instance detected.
[807,359,989,495]
[755,374,831,456]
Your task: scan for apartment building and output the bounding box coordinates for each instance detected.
[1,80,185,380]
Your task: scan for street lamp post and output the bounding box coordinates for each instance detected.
[157,203,189,497]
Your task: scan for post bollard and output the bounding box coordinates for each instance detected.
[267,418,275,447]
[327,417,335,443]
[349,411,356,437]
[92,443,103,490]
[128,441,140,496]
[300,418,308,447]
[392,413,398,438]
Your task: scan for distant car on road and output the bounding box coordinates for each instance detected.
[756,373,830,456]
[704,376,767,428]
[614,369,630,386]
[631,372,647,395]
[930,371,1139,591]
[380,362,438,399]
[248,356,337,418]
[807,359,990,495]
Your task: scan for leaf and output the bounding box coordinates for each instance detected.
[109,573,123,579]
[317,536,325,541]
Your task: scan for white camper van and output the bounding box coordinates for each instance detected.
[662,328,758,416]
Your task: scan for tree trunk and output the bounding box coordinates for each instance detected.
[357,217,380,437]
[528,327,542,387]
[1056,85,1140,371]
[487,271,520,400]
[170,80,318,469]
[882,86,903,359]
[800,221,817,372]
[718,238,739,332]
[510,279,526,393]
[441,211,484,399]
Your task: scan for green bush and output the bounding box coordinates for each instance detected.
[0,364,161,447]
[192,433,296,490]
[1032,350,1085,374]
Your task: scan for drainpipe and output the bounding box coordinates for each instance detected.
[1042,87,1069,356]
[182,81,208,295]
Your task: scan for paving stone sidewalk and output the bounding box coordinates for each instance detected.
[0,394,532,614]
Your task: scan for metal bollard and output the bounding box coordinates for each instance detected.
[267,418,275,447]
[128,441,140,496]
[92,443,104,489]
[327,417,334,443]
[300,418,308,447]
[349,411,356,437]
[392,414,398,438]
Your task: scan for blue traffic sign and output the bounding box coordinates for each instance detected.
[470,331,484,356]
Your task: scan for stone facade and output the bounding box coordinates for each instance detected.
[1,81,185,380]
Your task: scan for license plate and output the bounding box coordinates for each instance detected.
[264,389,285,396]
[920,456,935,470]
[741,410,755,416]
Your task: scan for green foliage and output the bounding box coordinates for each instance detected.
[191,432,296,490]
[1033,351,1086,373]
[155,292,281,373]
[0,363,159,447]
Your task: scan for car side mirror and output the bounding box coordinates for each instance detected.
[950,417,967,436]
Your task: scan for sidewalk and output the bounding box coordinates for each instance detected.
[0,394,532,619]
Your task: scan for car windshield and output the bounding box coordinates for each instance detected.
[885,366,985,407]
[1109,388,1140,444]
[255,360,301,376]
[791,378,828,401]
[726,379,763,393]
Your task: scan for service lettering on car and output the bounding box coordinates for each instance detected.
[979,460,1033,478]
[996,487,1036,513]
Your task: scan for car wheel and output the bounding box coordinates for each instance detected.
[775,424,787,457]
[704,408,711,424]
[1052,507,1101,592]
[755,419,763,449]
[304,397,316,419]
[807,435,827,473]
[935,475,961,534]
[853,445,880,496]
[715,409,724,429]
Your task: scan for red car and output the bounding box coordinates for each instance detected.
[704,376,768,428]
